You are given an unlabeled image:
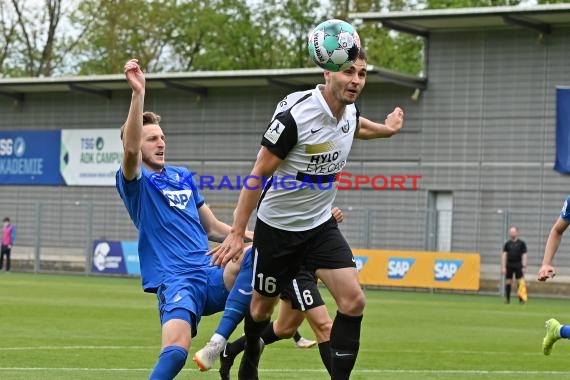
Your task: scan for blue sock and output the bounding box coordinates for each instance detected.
[560,325,570,339]
[216,259,253,338]
[149,345,187,380]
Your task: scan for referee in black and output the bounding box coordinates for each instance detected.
[501,226,528,304]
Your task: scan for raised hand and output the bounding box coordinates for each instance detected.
[124,59,145,94]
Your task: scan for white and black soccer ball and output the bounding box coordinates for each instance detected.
[308,19,361,72]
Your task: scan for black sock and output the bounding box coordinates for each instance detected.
[260,322,282,345]
[330,311,362,380]
[244,312,269,358]
[318,341,332,375]
[226,335,246,358]
[506,284,511,302]
[293,330,302,343]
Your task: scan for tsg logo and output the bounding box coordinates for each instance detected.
[387,258,415,279]
[0,137,25,157]
[163,190,193,210]
[434,259,463,281]
[354,256,368,273]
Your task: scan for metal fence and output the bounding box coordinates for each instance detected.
[2,199,564,279]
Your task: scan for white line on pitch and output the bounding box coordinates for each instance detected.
[359,348,541,356]
[0,346,156,351]
[0,368,568,375]
[0,346,541,356]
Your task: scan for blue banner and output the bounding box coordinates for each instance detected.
[555,87,570,174]
[92,240,140,276]
[0,131,64,184]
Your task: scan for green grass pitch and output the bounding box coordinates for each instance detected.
[0,272,569,379]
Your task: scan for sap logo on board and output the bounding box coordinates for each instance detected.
[387,258,415,279]
[354,256,368,273]
[434,259,463,281]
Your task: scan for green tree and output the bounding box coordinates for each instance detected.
[329,0,423,75]
[6,0,548,77]
[281,0,325,68]
[3,0,74,77]
[182,0,322,70]
[69,0,178,74]
[0,2,18,77]
[426,0,521,8]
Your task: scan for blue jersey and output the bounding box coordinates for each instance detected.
[560,196,570,222]
[116,166,210,292]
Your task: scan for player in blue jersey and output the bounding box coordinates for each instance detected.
[117,58,257,380]
[539,195,570,355]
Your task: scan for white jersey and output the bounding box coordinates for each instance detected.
[257,85,360,231]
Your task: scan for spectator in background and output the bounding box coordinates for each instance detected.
[1,217,15,272]
[501,226,527,304]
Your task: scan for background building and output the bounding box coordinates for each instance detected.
[1,5,569,288]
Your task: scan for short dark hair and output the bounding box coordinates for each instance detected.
[3,217,10,222]
[358,47,368,62]
[120,111,162,140]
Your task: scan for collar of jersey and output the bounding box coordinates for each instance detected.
[313,85,336,120]
[143,166,182,184]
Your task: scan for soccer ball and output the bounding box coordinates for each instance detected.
[307,19,361,72]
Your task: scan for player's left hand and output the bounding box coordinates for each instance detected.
[385,107,404,134]
[331,207,343,223]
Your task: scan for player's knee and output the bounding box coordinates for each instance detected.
[250,308,272,321]
[223,260,241,290]
[337,289,366,316]
[250,299,275,321]
[312,319,332,342]
[274,323,296,338]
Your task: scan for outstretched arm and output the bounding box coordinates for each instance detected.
[355,107,404,140]
[198,204,253,243]
[121,59,145,181]
[208,147,282,267]
[538,217,570,281]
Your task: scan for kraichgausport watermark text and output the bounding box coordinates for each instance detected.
[149,172,421,191]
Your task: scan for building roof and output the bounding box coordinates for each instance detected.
[0,65,426,101]
[350,4,570,36]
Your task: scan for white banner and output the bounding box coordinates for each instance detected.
[60,129,123,186]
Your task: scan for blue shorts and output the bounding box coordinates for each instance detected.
[157,265,229,337]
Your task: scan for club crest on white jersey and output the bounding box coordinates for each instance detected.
[264,119,285,144]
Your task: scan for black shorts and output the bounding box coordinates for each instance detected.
[280,269,325,311]
[506,264,523,280]
[252,216,355,297]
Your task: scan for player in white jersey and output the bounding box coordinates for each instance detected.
[209,48,404,380]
